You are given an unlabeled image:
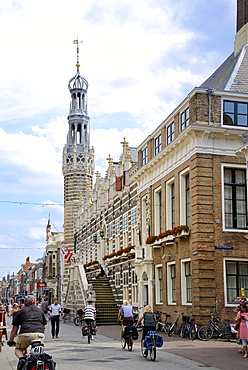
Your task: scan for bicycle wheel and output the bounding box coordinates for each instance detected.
[74,317,80,326]
[121,333,126,349]
[163,323,171,334]
[198,325,214,341]
[155,322,160,332]
[127,335,133,351]
[179,323,187,338]
[150,346,156,361]
[168,323,177,337]
[223,326,232,340]
[88,332,91,344]
[189,324,197,340]
[141,344,148,357]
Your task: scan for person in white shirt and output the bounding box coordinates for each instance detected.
[49,299,62,338]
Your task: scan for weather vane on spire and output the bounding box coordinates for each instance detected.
[73,38,83,74]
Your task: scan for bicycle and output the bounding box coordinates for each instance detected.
[74,309,83,326]
[155,311,171,334]
[168,311,183,337]
[141,330,163,361]
[179,314,198,340]
[198,315,233,341]
[9,339,56,370]
[82,320,97,344]
[121,322,135,351]
[62,308,70,323]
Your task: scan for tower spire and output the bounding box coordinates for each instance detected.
[73,38,83,74]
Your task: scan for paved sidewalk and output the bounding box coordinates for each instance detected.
[0,317,245,370]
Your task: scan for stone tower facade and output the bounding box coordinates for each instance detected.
[62,41,95,270]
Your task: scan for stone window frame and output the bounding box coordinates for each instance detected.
[155,264,163,305]
[167,261,177,305]
[154,186,162,235]
[166,177,175,230]
[180,167,190,227]
[221,163,248,232]
[224,258,248,306]
[181,258,192,306]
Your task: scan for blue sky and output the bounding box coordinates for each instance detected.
[0,0,236,278]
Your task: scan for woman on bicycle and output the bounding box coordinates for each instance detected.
[118,300,134,329]
[235,302,248,358]
[136,305,157,345]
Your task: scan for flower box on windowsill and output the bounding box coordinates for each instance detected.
[175,230,190,238]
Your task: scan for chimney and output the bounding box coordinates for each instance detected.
[237,0,248,32]
[235,0,248,54]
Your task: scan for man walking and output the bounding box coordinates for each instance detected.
[8,295,47,370]
[49,299,62,338]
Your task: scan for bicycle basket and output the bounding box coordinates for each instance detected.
[182,314,190,322]
[155,334,163,348]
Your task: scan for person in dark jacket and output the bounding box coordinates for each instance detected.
[8,295,47,369]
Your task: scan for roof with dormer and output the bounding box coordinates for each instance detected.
[200,44,248,93]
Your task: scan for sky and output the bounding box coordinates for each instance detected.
[0,0,236,279]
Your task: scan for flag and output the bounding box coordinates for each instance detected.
[60,243,73,263]
[73,39,78,44]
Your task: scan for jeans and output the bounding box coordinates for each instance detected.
[51,315,60,336]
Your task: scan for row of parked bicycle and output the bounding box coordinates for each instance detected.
[154,310,237,341]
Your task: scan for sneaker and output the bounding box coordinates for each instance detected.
[52,336,55,338]
[56,336,59,338]
[91,336,94,340]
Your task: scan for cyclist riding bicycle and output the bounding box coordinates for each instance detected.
[8,295,47,370]
[118,300,134,330]
[83,300,96,338]
[136,305,157,353]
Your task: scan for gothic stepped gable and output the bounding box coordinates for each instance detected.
[88,276,119,325]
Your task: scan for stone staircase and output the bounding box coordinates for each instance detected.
[87,276,119,325]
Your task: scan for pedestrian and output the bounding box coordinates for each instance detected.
[95,265,105,279]
[136,305,157,348]
[235,302,248,358]
[10,303,20,322]
[49,299,62,338]
[118,300,134,329]
[7,295,47,370]
[83,300,96,339]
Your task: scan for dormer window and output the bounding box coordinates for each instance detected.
[181,107,189,131]
[142,146,148,165]
[154,134,162,155]
[167,122,174,145]
[223,100,248,127]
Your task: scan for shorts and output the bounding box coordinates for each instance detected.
[123,317,134,326]
[16,333,45,351]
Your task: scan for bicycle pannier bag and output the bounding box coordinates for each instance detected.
[82,326,88,336]
[131,326,139,340]
[144,335,153,348]
[155,334,163,347]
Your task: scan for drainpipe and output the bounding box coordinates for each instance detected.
[207,88,214,125]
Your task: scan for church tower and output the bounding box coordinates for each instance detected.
[62,40,95,261]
